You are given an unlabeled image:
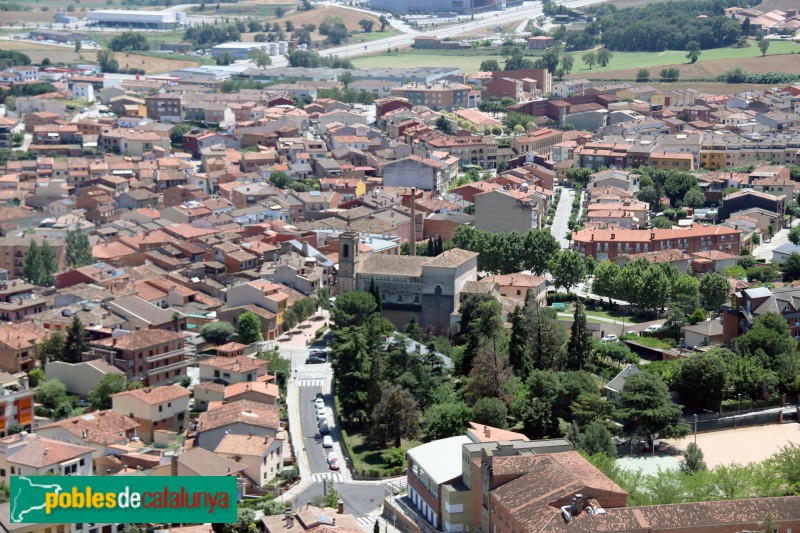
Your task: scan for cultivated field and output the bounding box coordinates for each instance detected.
[665,423,800,468]
[281,6,381,34]
[0,40,199,73]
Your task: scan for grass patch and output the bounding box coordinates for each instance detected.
[83,30,186,48]
[351,28,401,43]
[627,336,674,350]
[583,308,649,324]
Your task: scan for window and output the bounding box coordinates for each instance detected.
[159,405,163,412]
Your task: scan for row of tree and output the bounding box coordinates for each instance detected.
[22,228,95,287]
[450,226,559,274]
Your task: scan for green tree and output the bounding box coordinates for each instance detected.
[170,122,190,145]
[371,384,421,447]
[63,315,88,364]
[65,226,94,268]
[35,379,68,409]
[237,311,263,344]
[681,442,707,473]
[549,250,586,293]
[782,253,800,282]
[676,352,726,411]
[425,401,472,440]
[378,14,389,31]
[332,291,377,328]
[472,397,507,428]
[566,301,592,371]
[570,392,617,428]
[789,226,800,245]
[53,399,74,420]
[23,240,44,286]
[520,369,561,438]
[592,260,620,303]
[636,68,650,81]
[560,54,574,75]
[758,38,770,56]
[466,344,512,403]
[577,420,617,457]
[200,322,235,345]
[699,273,730,313]
[89,373,129,410]
[682,187,705,208]
[596,47,613,67]
[480,59,500,72]
[581,51,596,69]
[248,48,272,69]
[74,40,82,53]
[620,372,689,447]
[332,327,372,423]
[685,40,700,63]
[672,274,700,315]
[36,331,65,367]
[358,19,374,32]
[510,294,566,377]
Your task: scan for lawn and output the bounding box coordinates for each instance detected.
[343,429,419,477]
[352,28,401,43]
[583,308,649,324]
[353,49,500,73]
[83,30,186,49]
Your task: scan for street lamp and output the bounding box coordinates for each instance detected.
[692,414,698,444]
[392,514,397,532]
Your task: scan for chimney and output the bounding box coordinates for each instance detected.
[610,233,615,240]
[21,376,28,390]
[337,500,344,514]
[43,448,49,456]
[650,232,655,240]
[483,425,490,438]
[572,494,584,514]
[171,454,178,476]
[82,429,89,439]
[409,187,417,256]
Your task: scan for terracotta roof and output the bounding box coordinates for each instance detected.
[0,322,47,350]
[39,410,140,445]
[482,273,546,288]
[214,433,276,456]
[225,380,279,401]
[177,446,246,477]
[94,329,187,351]
[199,355,267,373]
[111,384,190,405]
[196,399,279,432]
[467,422,529,443]
[573,225,740,244]
[6,435,93,468]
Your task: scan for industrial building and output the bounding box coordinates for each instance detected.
[211,42,287,60]
[86,9,187,29]
[370,0,501,16]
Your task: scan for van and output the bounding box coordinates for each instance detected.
[322,436,333,448]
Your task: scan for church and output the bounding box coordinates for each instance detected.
[337,231,478,332]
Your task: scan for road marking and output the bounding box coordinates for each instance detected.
[387,478,408,493]
[356,516,376,527]
[311,472,344,483]
[298,379,325,387]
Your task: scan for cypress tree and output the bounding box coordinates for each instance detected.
[23,240,44,286]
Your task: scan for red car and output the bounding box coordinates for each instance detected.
[329,457,340,471]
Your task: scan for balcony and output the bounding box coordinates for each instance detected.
[145,356,196,377]
[145,347,192,364]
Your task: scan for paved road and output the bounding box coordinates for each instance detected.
[552,186,574,249]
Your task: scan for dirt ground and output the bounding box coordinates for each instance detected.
[0,41,198,74]
[664,423,800,467]
[282,6,380,33]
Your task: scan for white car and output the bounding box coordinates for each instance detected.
[645,325,662,333]
[601,334,618,343]
[316,406,326,418]
[322,435,333,448]
[314,398,325,409]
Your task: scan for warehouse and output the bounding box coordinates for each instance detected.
[86,9,187,29]
[211,42,286,60]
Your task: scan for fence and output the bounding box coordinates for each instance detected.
[691,407,798,433]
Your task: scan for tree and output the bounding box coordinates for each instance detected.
[783,253,800,282]
[425,401,472,440]
[23,240,44,286]
[636,68,650,82]
[96,49,119,73]
[378,15,389,31]
[699,273,730,313]
[237,312,263,344]
[550,250,586,293]
[200,322,235,345]
[37,331,65,366]
[480,59,500,72]
[581,51,596,69]
[65,226,94,268]
[472,397,507,428]
[576,420,617,457]
[676,352,725,411]
[74,40,82,53]
[510,296,566,377]
[685,40,700,64]
[63,315,88,364]
[89,374,129,410]
[35,379,68,409]
[672,274,700,315]
[682,187,705,208]
[358,19,374,32]
[660,67,680,81]
[592,260,620,303]
[619,372,689,447]
[333,291,377,328]
[595,47,613,67]
[560,54,574,75]
[681,442,707,474]
[371,385,421,447]
[520,369,561,438]
[790,226,800,245]
[248,48,272,69]
[108,31,150,52]
[566,301,592,370]
[758,38,770,56]
[332,328,372,424]
[53,399,74,420]
[436,115,453,134]
[571,392,617,428]
[466,344,512,403]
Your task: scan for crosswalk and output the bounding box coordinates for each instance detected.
[311,472,344,483]
[387,478,408,493]
[356,516,376,529]
[298,379,325,387]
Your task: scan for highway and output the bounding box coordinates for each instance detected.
[255,0,605,68]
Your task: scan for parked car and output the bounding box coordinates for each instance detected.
[316,406,326,418]
[645,325,662,333]
[601,334,618,343]
[315,392,324,400]
[319,420,330,434]
[306,355,326,364]
[322,435,333,448]
[314,398,325,409]
[625,330,638,336]
[329,456,340,470]
[327,451,338,464]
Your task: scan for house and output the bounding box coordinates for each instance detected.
[261,505,363,532]
[107,295,187,331]
[604,364,641,403]
[615,249,692,274]
[509,129,564,158]
[480,273,547,306]
[217,305,278,342]
[0,433,92,481]
[528,35,556,49]
[719,189,786,221]
[722,285,800,343]
[683,318,723,348]
[474,189,546,233]
[381,155,454,194]
[0,375,34,437]
[198,355,269,385]
[89,329,194,387]
[45,359,125,397]
[214,433,284,487]
[226,280,289,329]
[773,242,800,264]
[168,445,246,482]
[195,399,280,452]
[36,410,140,458]
[110,385,190,443]
[589,169,641,192]
[0,322,48,374]
[690,250,740,275]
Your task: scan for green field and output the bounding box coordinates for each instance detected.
[352,40,800,75]
[199,3,289,17]
[84,30,186,48]
[352,28,401,43]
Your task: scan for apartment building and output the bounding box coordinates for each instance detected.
[111,385,190,442]
[509,128,564,158]
[390,82,471,111]
[414,132,500,169]
[145,92,185,122]
[572,225,741,261]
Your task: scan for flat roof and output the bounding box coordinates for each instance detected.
[407,436,470,486]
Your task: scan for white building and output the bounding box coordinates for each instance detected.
[214,433,284,487]
[0,433,93,481]
[212,42,269,60]
[87,9,187,29]
[72,82,95,103]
